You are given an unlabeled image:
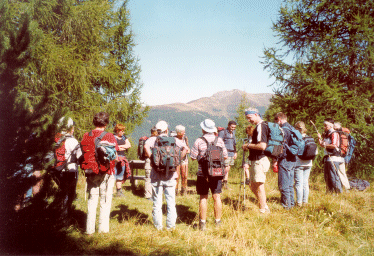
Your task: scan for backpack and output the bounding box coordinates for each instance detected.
[264,122,284,158]
[151,136,182,175]
[334,128,350,158]
[199,137,225,177]
[298,136,318,160]
[282,126,305,157]
[48,134,80,172]
[216,127,225,136]
[137,136,149,160]
[345,133,356,163]
[89,130,117,169]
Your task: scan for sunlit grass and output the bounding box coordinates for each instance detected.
[63,168,374,255]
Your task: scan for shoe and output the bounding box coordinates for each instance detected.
[260,205,270,214]
[115,189,125,197]
[245,178,250,185]
[199,220,206,231]
[215,220,222,227]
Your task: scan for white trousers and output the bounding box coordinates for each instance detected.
[338,162,350,190]
[86,173,115,234]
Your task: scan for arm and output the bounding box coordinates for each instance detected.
[244,142,267,151]
[118,139,131,151]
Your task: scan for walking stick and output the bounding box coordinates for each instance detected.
[238,147,247,210]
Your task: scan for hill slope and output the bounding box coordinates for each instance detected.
[130,89,272,144]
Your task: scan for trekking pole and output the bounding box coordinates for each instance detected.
[310,120,321,137]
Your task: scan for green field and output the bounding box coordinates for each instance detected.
[2,166,373,255]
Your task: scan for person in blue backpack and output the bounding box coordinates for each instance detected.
[274,112,297,209]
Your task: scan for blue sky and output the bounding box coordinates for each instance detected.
[127,0,283,106]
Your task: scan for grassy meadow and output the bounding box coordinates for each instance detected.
[2,165,374,255]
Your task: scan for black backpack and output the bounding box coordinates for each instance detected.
[298,136,317,160]
[151,136,182,175]
[137,136,149,160]
[199,137,225,177]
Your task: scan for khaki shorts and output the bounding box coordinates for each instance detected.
[249,157,270,183]
[224,157,235,166]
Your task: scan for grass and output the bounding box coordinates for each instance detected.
[1,168,374,255]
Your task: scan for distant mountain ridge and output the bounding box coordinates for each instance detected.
[130,89,273,146]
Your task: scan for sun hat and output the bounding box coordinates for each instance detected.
[200,119,216,133]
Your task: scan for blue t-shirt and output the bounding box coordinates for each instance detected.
[218,129,236,157]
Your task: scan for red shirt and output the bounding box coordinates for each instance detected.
[80,129,119,174]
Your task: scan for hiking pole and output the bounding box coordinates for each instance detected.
[310,120,321,137]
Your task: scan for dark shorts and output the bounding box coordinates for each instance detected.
[196,175,223,195]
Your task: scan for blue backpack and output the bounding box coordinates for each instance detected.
[345,134,356,163]
[264,122,284,158]
[282,126,305,157]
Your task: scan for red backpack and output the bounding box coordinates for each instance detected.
[137,136,149,160]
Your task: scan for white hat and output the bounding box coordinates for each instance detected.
[59,117,74,129]
[155,120,168,132]
[200,119,216,133]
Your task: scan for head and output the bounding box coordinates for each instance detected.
[175,125,186,139]
[333,122,342,131]
[295,121,307,134]
[200,119,216,134]
[227,120,237,133]
[244,107,262,125]
[274,112,287,125]
[245,125,255,137]
[114,123,126,136]
[155,120,168,135]
[323,118,334,131]
[150,126,158,137]
[58,117,75,134]
[93,112,109,128]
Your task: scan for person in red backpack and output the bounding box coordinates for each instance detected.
[317,118,343,194]
[80,112,119,235]
[333,122,350,190]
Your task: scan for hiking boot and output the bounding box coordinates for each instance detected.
[115,189,125,198]
[259,205,270,214]
[199,220,206,231]
[245,178,250,185]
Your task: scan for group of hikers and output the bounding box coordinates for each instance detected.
[17,107,356,233]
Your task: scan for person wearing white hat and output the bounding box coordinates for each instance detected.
[144,120,188,230]
[190,119,228,230]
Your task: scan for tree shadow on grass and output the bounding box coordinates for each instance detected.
[222,195,258,211]
[175,204,197,225]
[111,204,151,225]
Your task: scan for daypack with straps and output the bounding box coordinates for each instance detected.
[137,136,149,160]
[298,136,318,160]
[199,137,225,177]
[88,130,117,170]
[48,134,81,172]
[345,133,356,163]
[282,126,305,157]
[334,128,350,158]
[151,136,182,175]
[264,122,284,158]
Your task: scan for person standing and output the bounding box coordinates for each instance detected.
[294,121,317,206]
[243,125,255,185]
[218,121,237,189]
[190,119,228,230]
[242,108,271,213]
[333,122,351,190]
[144,127,158,199]
[80,112,119,235]
[317,118,343,193]
[144,121,188,230]
[113,124,131,197]
[174,125,190,196]
[274,112,297,210]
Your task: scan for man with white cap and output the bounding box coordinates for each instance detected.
[144,120,188,230]
[190,119,228,231]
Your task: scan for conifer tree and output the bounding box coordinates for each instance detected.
[263,0,374,176]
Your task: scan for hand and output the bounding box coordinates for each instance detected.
[233,152,237,160]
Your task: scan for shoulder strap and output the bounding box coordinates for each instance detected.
[201,136,209,146]
[95,131,108,146]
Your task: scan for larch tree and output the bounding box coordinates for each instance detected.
[263,0,374,176]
